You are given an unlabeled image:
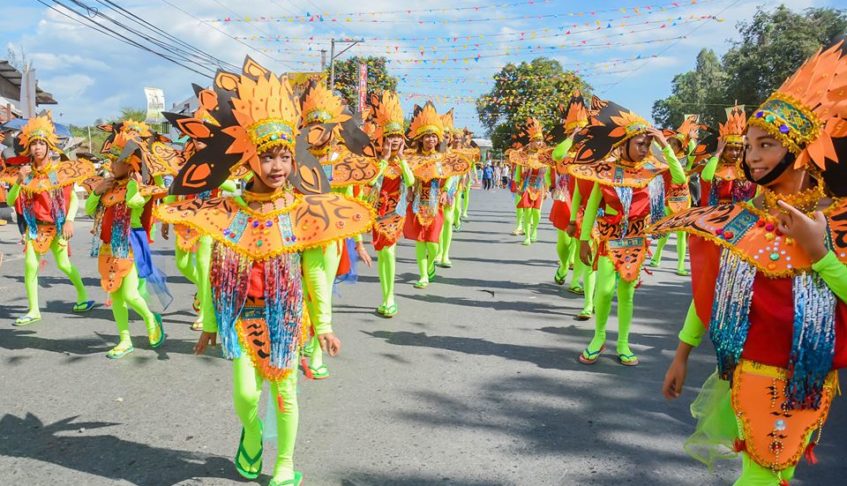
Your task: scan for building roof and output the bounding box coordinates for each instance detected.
[0,60,58,105]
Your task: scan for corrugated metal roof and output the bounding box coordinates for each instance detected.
[0,60,58,105]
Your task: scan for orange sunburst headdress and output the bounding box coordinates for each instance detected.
[748,38,847,172]
[164,57,329,196]
[408,102,444,140]
[300,80,350,127]
[372,91,405,140]
[19,115,60,156]
[719,106,746,145]
[564,91,589,132]
[571,99,652,163]
[670,115,701,146]
[526,117,545,141]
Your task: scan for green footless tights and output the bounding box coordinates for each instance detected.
[22,238,88,318]
[438,202,456,263]
[513,194,524,231]
[232,355,299,482]
[586,256,637,357]
[415,241,439,284]
[522,208,541,242]
[307,242,342,370]
[651,231,688,272]
[377,245,397,307]
[110,265,157,347]
[461,184,471,217]
[556,231,595,313]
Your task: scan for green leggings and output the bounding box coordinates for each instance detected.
[586,256,637,357]
[232,355,299,482]
[22,237,88,318]
[651,231,688,273]
[306,242,342,370]
[513,195,523,231]
[522,207,541,242]
[438,202,456,263]
[556,231,595,313]
[174,237,212,322]
[377,245,397,307]
[415,241,439,284]
[461,184,471,217]
[111,265,157,347]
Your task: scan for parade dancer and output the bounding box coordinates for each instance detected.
[649,115,702,275]
[298,80,378,379]
[86,122,171,359]
[508,118,552,246]
[659,39,847,485]
[157,58,373,486]
[364,91,415,317]
[569,100,687,366]
[549,91,596,319]
[1,115,95,325]
[403,102,471,288]
[436,109,461,268]
[458,129,479,221]
[698,106,757,206]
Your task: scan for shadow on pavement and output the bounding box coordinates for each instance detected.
[0,413,244,486]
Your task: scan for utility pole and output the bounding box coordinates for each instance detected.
[328,37,365,91]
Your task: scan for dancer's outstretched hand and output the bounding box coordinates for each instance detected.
[194,331,217,355]
[355,241,373,268]
[579,240,593,266]
[62,220,75,240]
[318,332,341,357]
[662,357,688,400]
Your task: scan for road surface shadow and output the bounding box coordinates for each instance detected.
[0,413,246,486]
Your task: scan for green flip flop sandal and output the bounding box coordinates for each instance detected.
[309,364,329,380]
[269,471,303,486]
[14,315,42,326]
[553,268,566,286]
[617,353,640,366]
[578,345,606,365]
[381,303,398,318]
[73,300,96,313]
[234,426,263,480]
[106,342,134,360]
[148,314,165,349]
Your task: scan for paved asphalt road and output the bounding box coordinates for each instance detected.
[0,188,845,485]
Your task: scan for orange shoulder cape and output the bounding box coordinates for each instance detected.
[155,192,374,260]
[648,200,847,278]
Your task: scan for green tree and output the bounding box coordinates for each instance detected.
[652,49,727,129]
[653,5,847,128]
[476,57,589,151]
[325,56,398,112]
[721,5,847,107]
[117,107,147,122]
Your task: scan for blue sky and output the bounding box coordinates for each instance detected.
[2,0,842,135]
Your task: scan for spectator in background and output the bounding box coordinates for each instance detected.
[482,162,494,190]
[501,163,511,189]
[493,163,502,189]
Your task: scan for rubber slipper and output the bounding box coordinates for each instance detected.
[269,471,303,486]
[617,353,640,366]
[148,314,165,349]
[309,364,329,380]
[553,268,566,286]
[14,315,42,326]
[567,286,585,296]
[578,344,606,365]
[73,300,96,313]
[382,303,398,318]
[574,311,592,321]
[106,343,135,360]
[414,280,429,289]
[234,426,263,480]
